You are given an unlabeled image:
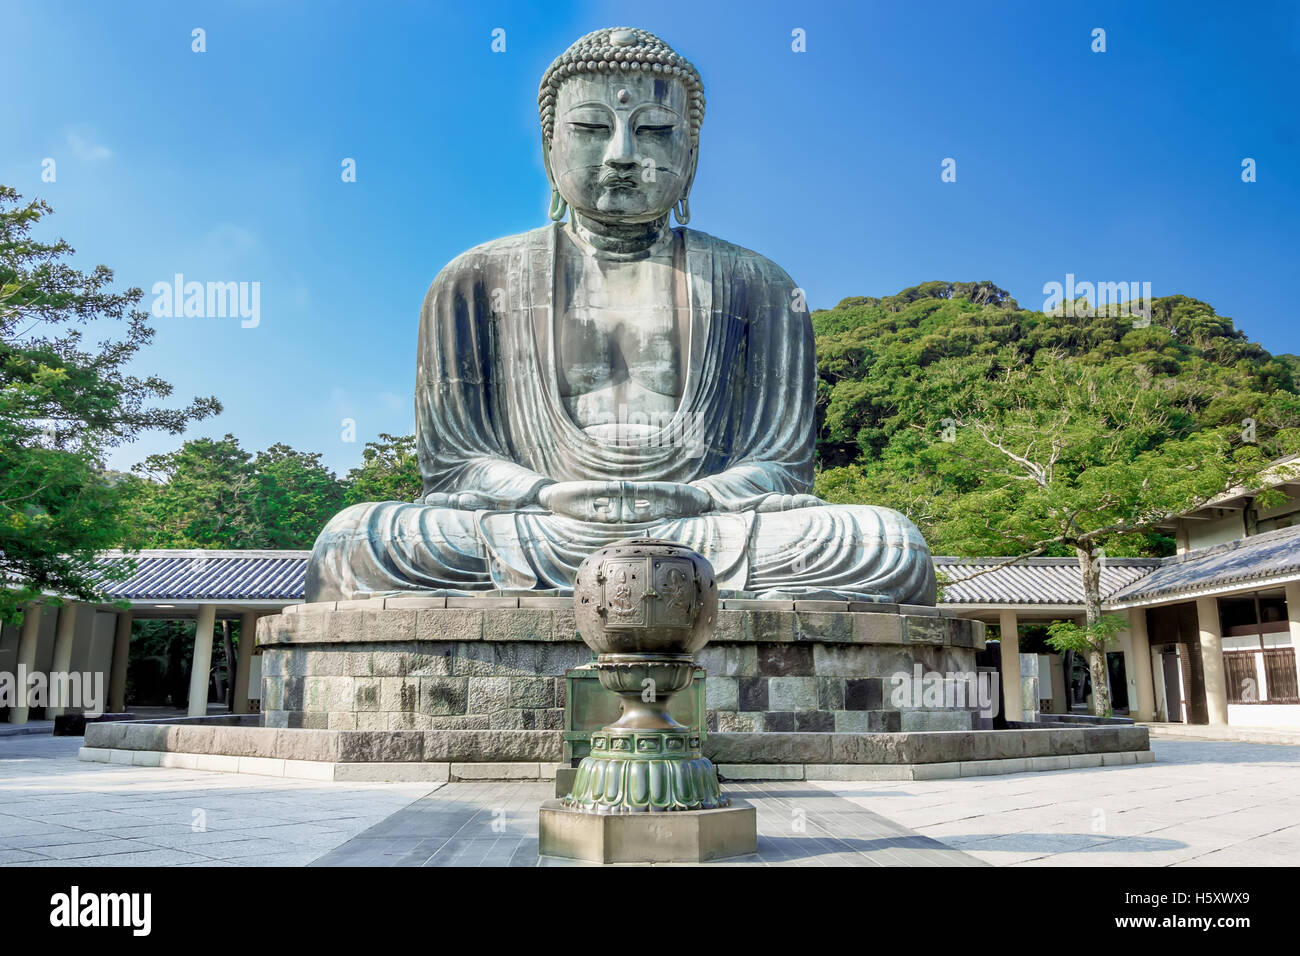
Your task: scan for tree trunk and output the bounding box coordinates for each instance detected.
[1087,646,1111,718]
[1076,545,1112,716]
[221,620,235,710]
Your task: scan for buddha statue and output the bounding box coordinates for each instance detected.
[306,27,937,606]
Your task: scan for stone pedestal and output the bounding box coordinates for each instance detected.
[538,799,757,863]
[255,599,985,733]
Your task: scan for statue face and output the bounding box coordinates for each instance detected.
[549,73,694,223]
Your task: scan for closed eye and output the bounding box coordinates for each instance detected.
[636,125,675,134]
[569,122,609,132]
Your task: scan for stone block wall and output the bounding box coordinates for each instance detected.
[699,607,984,733]
[256,598,985,733]
[258,641,589,731]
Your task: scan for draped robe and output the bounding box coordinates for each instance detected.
[305,224,936,605]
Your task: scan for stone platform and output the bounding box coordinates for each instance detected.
[76,601,1154,783]
[254,598,986,734]
[80,719,1152,782]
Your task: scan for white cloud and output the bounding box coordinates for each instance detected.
[65,129,112,162]
[199,223,260,258]
[185,223,262,276]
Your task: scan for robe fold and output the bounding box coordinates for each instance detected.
[306,223,936,605]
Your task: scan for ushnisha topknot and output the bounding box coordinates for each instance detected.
[538,27,706,149]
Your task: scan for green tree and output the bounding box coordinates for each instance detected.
[812,285,1296,473]
[249,443,344,548]
[832,348,1300,715]
[127,436,257,548]
[343,432,420,505]
[0,187,219,621]
[812,284,1300,714]
[126,436,344,549]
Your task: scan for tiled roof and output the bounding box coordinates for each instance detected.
[1108,524,1300,606]
[17,529,1300,608]
[89,550,309,601]
[69,551,1161,607]
[934,557,1159,606]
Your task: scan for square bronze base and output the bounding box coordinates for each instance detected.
[555,767,578,798]
[538,799,757,863]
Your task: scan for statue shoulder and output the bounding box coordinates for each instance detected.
[679,227,804,315]
[426,225,554,296]
[678,227,800,291]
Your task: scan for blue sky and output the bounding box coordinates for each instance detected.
[4,0,1298,475]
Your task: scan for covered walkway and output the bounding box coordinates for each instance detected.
[939,525,1300,730]
[0,551,307,724]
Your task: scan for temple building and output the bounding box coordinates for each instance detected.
[5,458,1300,730]
[941,454,1300,728]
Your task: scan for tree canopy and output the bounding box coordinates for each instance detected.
[0,187,220,621]
[121,432,421,550]
[813,281,1300,558]
[342,432,420,507]
[122,436,346,550]
[812,281,1300,714]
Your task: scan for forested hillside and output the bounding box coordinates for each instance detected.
[812,282,1300,556]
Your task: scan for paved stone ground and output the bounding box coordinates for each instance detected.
[819,740,1300,867]
[2,736,1297,866]
[310,781,983,866]
[0,720,55,738]
[0,735,430,866]
[1145,722,1300,746]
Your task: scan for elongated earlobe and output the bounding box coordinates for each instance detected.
[549,187,568,222]
[673,196,691,225]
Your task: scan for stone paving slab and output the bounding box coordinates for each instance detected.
[0,735,431,867]
[4,735,1297,867]
[310,780,984,867]
[0,721,55,737]
[1143,722,1300,746]
[816,739,1300,866]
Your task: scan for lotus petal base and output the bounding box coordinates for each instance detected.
[562,729,727,813]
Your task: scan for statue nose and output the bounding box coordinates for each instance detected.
[604,121,637,169]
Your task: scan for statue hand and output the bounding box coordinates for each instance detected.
[539,480,711,523]
[754,493,824,513]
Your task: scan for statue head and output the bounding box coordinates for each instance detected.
[538,27,705,225]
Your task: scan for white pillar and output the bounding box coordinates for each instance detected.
[231,610,259,715]
[998,609,1022,722]
[1254,652,1269,702]
[187,604,217,717]
[1285,582,1300,698]
[1195,595,1229,725]
[1150,646,1167,721]
[9,605,43,724]
[1127,608,1156,721]
[108,610,132,713]
[48,603,79,718]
